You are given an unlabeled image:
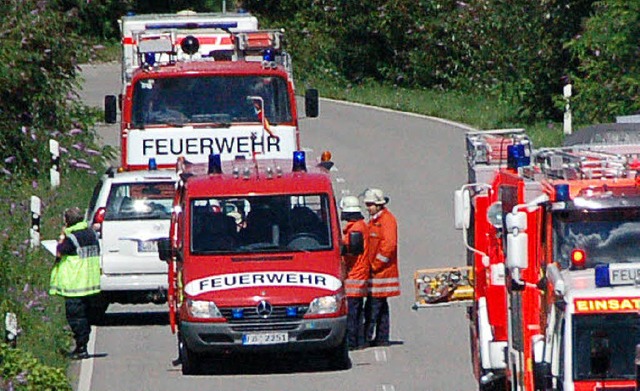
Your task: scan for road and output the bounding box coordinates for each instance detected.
[76,62,477,391]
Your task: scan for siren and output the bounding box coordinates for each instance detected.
[148,158,157,171]
[292,151,306,172]
[554,184,570,201]
[570,249,586,269]
[208,154,222,174]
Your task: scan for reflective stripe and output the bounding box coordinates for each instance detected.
[369,286,400,294]
[369,277,399,284]
[345,286,368,295]
[376,253,390,263]
[345,279,367,286]
[67,233,80,249]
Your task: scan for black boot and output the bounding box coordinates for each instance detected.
[68,344,89,360]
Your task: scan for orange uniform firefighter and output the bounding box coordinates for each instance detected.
[363,188,400,347]
[340,195,370,350]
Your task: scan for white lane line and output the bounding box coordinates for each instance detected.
[374,348,388,363]
[77,325,96,391]
[320,97,478,131]
[376,384,396,391]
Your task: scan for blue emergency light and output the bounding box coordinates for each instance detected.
[292,151,306,172]
[208,154,222,174]
[144,52,156,66]
[231,308,244,319]
[148,158,157,171]
[594,264,610,287]
[263,48,275,62]
[555,184,570,202]
[507,144,530,170]
[286,306,298,317]
[145,22,239,30]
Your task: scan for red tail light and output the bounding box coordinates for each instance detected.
[92,207,106,236]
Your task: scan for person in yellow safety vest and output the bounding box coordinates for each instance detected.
[49,207,101,360]
[363,188,400,347]
[339,195,370,350]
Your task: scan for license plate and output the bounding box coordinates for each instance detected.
[242,332,288,345]
[137,240,158,253]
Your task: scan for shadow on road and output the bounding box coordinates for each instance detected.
[95,310,169,327]
[185,351,352,376]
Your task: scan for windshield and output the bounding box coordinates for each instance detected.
[572,313,640,380]
[131,76,292,127]
[190,194,333,254]
[104,182,174,221]
[553,208,640,268]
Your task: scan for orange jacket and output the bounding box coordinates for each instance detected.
[367,208,400,297]
[342,219,370,297]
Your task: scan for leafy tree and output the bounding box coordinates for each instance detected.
[566,0,640,123]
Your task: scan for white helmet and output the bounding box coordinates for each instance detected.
[339,195,361,213]
[363,188,388,205]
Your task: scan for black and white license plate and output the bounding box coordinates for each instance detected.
[137,240,158,253]
[242,332,288,345]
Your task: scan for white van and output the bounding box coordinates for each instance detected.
[85,167,177,318]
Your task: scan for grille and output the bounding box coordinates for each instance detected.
[220,305,309,323]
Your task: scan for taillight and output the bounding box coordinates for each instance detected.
[92,207,106,237]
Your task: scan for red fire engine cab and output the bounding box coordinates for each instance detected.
[413,129,640,391]
[105,11,319,170]
[157,152,362,375]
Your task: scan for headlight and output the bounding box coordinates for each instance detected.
[187,299,223,319]
[306,295,340,315]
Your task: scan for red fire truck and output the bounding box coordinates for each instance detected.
[157,151,362,375]
[105,11,318,170]
[413,129,640,390]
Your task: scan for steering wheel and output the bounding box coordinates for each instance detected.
[287,233,322,249]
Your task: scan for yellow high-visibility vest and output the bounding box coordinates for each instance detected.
[49,222,101,297]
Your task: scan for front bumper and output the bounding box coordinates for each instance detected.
[181,316,347,354]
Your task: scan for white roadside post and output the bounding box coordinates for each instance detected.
[5,312,18,348]
[50,139,60,188]
[563,84,572,135]
[29,195,41,249]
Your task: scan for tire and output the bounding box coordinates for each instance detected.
[86,295,109,325]
[179,336,202,375]
[326,336,351,371]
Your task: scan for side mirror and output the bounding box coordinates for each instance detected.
[305,89,319,118]
[104,95,117,124]
[454,189,471,230]
[342,231,364,256]
[157,237,172,262]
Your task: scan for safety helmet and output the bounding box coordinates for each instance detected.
[363,188,388,205]
[339,195,361,213]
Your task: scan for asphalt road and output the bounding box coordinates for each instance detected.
[75,62,478,391]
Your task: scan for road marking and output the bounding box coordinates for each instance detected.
[321,97,478,131]
[77,326,96,391]
[376,384,396,391]
[374,348,388,363]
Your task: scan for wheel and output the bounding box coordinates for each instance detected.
[326,335,350,371]
[179,335,202,375]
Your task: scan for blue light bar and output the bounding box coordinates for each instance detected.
[555,184,570,202]
[208,154,222,174]
[292,151,306,172]
[232,308,244,319]
[145,22,238,30]
[507,144,530,170]
[594,264,610,287]
[148,158,157,171]
[144,52,156,66]
[263,48,275,62]
[286,307,298,317]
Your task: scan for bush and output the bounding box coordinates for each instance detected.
[566,0,640,123]
[0,343,71,391]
